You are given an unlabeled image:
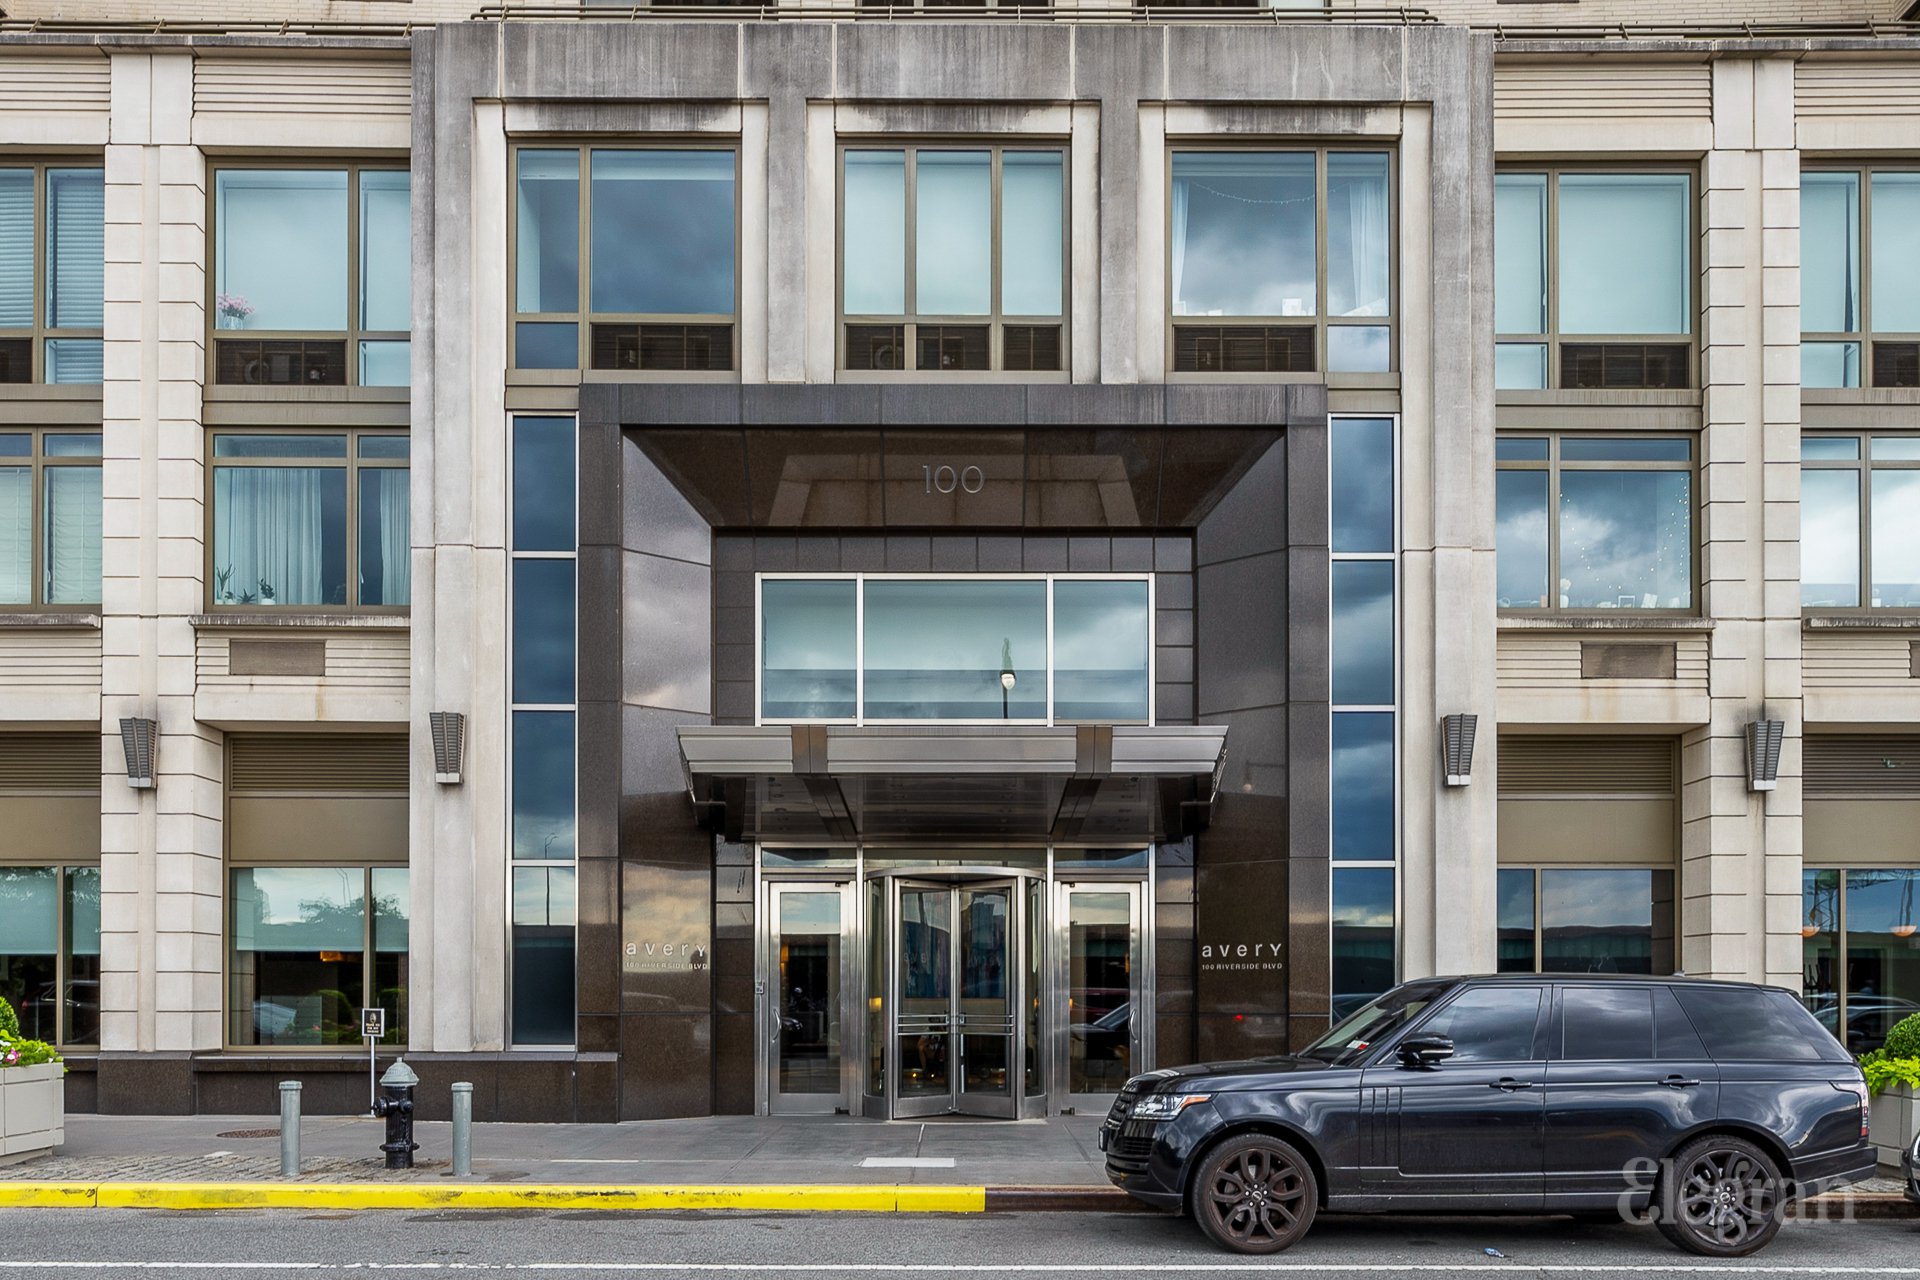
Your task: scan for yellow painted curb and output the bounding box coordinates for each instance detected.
[0,1182,986,1214]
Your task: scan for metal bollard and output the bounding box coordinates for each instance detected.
[451,1082,473,1178]
[278,1081,302,1177]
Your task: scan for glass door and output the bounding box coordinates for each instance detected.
[1056,881,1144,1113]
[956,881,1017,1118]
[892,881,955,1118]
[765,882,852,1115]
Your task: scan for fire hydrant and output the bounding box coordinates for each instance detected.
[372,1057,420,1169]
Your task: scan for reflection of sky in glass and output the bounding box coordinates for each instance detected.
[1845,868,1920,934]
[1332,867,1394,1004]
[1498,869,1535,930]
[1872,471,1920,607]
[762,579,857,719]
[516,150,578,314]
[1559,471,1691,608]
[1171,153,1315,318]
[1495,174,1546,334]
[589,150,734,316]
[1328,326,1389,372]
[1496,471,1548,608]
[1333,868,1395,929]
[1802,342,1861,389]
[1542,869,1655,929]
[1331,561,1393,706]
[1332,712,1393,860]
[512,711,575,860]
[1800,468,1859,607]
[233,867,364,950]
[1052,580,1149,722]
[1801,173,1860,333]
[512,865,576,926]
[864,579,1046,719]
[511,417,575,552]
[1330,417,1393,553]
[513,560,575,705]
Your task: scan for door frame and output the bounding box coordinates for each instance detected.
[760,879,857,1116]
[1052,879,1150,1115]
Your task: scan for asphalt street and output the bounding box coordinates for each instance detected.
[0,1208,1916,1278]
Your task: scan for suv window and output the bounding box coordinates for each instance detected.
[1673,986,1852,1063]
[1561,986,1653,1061]
[1420,986,1543,1063]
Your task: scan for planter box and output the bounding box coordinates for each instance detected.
[1870,1084,1919,1171]
[0,1063,65,1160]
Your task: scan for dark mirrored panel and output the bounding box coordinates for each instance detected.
[1330,561,1393,706]
[1331,712,1394,861]
[512,417,576,552]
[513,559,577,706]
[512,710,576,860]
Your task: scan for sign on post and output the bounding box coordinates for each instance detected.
[362,1007,387,1113]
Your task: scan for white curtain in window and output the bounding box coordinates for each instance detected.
[213,466,329,605]
[46,168,103,329]
[0,170,31,328]
[1328,156,1390,318]
[43,465,101,604]
[361,468,410,606]
[0,465,28,604]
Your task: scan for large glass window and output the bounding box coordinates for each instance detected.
[513,147,736,373]
[758,575,1149,724]
[208,432,409,609]
[1170,150,1392,374]
[1802,867,1920,1054]
[1331,867,1395,1021]
[0,865,99,1046]
[841,147,1066,373]
[1801,433,1920,609]
[0,431,101,608]
[1495,434,1694,612]
[227,865,408,1048]
[1801,168,1920,389]
[1495,170,1693,390]
[211,166,410,387]
[1496,866,1677,976]
[0,164,102,384]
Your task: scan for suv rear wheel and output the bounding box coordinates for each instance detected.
[1189,1133,1318,1255]
[1655,1135,1785,1258]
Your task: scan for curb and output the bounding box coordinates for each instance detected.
[985,1186,1147,1213]
[0,1183,986,1213]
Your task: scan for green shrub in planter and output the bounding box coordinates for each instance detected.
[0,996,63,1071]
[1860,1011,1920,1096]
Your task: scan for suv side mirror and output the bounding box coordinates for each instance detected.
[1398,1035,1455,1068]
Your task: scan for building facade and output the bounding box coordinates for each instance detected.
[0,2,1914,1121]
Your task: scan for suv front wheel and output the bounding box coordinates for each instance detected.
[1189,1133,1319,1255]
[1656,1134,1786,1258]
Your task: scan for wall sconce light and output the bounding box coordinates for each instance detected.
[1746,718,1785,792]
[1441,713,1478,787]
[430,711,466,785]
[119,716,156,789]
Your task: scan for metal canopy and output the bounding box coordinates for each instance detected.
[676,724,1228,844]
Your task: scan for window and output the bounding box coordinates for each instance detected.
[514,147,736,374]
[1684,982,1851,1064]
[510,415,577,1046]
[1331,867,1395,1020]
[211,166,410,387]
[1801,433,1920,609]
[1416,986,1542,1063]
[208,431,409,610]
[757,574,1150,724]
[1560,986,1654,1061]
[0,164,102,384]
[1495,434,1694,612]
[1801,168,1920,389]
[1802,867,1920,1054]
[1497,867,1677,975]
[841,147,1065,373]
[228,866,407,1047]
[0,431,100,607]
[0,865,99,1046]
[1170,150,1392,374]
[1495,170,1693,390]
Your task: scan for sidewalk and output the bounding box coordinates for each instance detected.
[0,1113,1910,1217]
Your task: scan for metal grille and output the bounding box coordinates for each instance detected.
[1805,734,1920,798]
[1497,735,1676,796]
[0,732,99,791]
[228,733,409,792]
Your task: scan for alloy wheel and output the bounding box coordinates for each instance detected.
[1676,1146,1778,1248]
[1199,1141,1312,1251]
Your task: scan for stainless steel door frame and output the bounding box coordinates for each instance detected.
[890,878,957,1119]
[953,879,1019,1119]
[1052,880,1149,1115]
[762,880,855,1116]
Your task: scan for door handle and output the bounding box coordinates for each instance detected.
[1491,1078,1534,1091]
[1661,1075,1702,1088]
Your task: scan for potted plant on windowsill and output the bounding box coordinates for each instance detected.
[1861,1011,1920,1171]
[0,997,65,1163]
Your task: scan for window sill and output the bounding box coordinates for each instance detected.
[1497,615,1715,633]
[0,611,102,629]
[1496,389,1701,408]
[1804,614,1920,631]
[190,612,409,631]
[202,385,410,403]
[1801,388,1920,406]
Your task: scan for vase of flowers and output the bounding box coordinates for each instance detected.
[215,292,254,330]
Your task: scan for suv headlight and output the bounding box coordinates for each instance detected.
[1130,1092,1212,1121]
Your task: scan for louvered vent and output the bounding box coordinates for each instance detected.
[228,733,408,793]
[0,733,99,792]
[1804,735,1920,798]
[1498,735,1677,797]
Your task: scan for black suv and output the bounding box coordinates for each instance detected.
[1102,975,1876,1257]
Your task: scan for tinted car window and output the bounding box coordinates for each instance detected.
[1674,986,1852,1063]
[1653,984,1709,1058]
[1420,986,1543,1062]
[1301,980,1448,1066]
[1562,987,1653,1061]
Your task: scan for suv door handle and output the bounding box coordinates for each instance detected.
[1661,1075,1702,1088]
[1491,1078,1535,1091]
